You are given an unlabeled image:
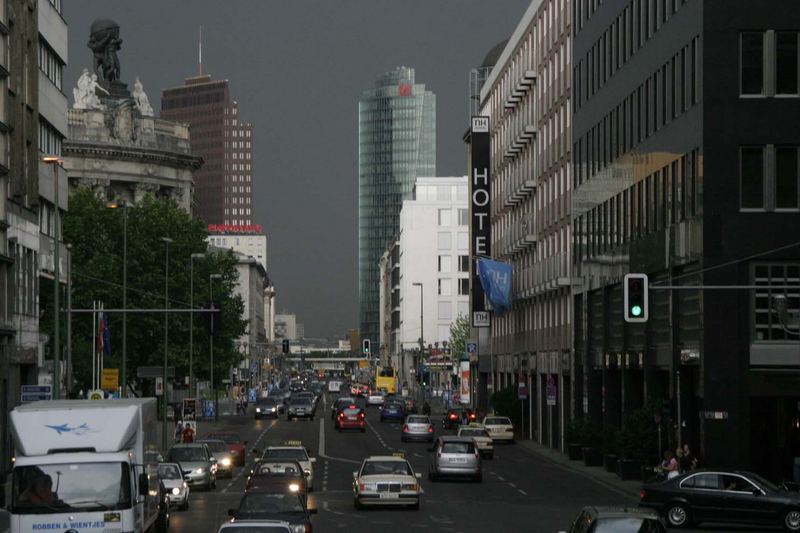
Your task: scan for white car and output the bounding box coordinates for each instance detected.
[457,425,494,459]
[367,391,385,407]
[353,455,422,509]
[256,442,317,490]
[157,462,190,510]
[482,415,515,443]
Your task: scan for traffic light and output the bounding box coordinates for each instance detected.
[282,339,290,354]
[623,273,649,323]
[362,339,370,355]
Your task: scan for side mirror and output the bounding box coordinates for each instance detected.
[415,472,422,479]
[352,471,358,479]
[227,509,236,517]
[306,447,312,454]
[138,473,149,497]
[310,458,316,463]
[251,448,261,456]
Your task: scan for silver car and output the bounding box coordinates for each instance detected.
[167,443,217,490]
[402,415,434,443]
[428,436,482,482]
[199,439,234,478]
[157,462,190,510]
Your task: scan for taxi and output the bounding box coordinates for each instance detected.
[245,459,308,495]
[352,454,422,510]
[482,415,515,444]
[457,424,494,459]
[253,441,317,491]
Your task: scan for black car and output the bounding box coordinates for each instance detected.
[442,408,478,430]
[228,488,316,530]
[562,506,665,532]
[254,397,281,419]
[639,469,800,531]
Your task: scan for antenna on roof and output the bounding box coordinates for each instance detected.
[198,25,203,75]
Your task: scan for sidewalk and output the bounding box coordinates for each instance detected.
[517,439,642,499]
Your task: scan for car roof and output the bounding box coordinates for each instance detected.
[220,519,291,529]
[158,462,181,469]
[437,436,477,443]
[171,443,206,448]
[267,446,305,451]
[363,455,408,462]
[584,506,661,519]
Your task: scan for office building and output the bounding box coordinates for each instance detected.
[359,66,436,349]
[477,0,572,447]
[275,312,298,341]
[161,74,254,225]
[572,0,800,479]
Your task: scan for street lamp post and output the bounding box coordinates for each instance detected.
[66,243,72,396]
[107,201,129,395]
[189,253,206,397]
[412,282,424,400]
[42,155,63,398]
[160,237,173,451]
[210,273,222,421]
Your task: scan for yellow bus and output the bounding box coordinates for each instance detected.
[375,367,397,395]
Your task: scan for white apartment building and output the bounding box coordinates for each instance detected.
[207,231,267,271]
[381,177,470,385]
[479,0,572,449]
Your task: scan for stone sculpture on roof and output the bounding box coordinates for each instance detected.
[88,18,122,82]
[132,77,154,117]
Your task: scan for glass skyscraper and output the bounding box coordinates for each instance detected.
[358,66,436,348]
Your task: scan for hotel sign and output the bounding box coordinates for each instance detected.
[470,116,490,328]
[208,224,263,234]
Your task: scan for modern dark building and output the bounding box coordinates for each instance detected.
[572,0,800,479]
[161,74,253,225]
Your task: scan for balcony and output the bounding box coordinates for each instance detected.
[498,214,537,258]
[512,253,575,299]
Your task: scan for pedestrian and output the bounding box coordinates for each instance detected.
[663,450,679,479]
[422,401,431,416]
[680,443,697,472]
[181,423,195,443]
[174,420,183,443]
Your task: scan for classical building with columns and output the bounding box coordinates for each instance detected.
[63,83,202,212]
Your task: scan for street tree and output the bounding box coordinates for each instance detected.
[448,314,471,358]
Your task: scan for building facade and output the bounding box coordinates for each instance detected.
[358,66,436,350]
[478,0,573,448]
[229,251,267,382]
[207,225,267,271]
[275,312,298,341]
[572,0,800,479]
[161,74,253,225]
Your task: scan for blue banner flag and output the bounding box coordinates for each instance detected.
[476,258,513,316]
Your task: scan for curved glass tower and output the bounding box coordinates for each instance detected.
[358,67,436,349]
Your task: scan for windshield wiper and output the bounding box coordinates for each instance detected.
[69,499,115,510]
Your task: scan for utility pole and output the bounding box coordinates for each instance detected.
[42,156,63,398]
[160,237,173,451]
[210,274,222,421]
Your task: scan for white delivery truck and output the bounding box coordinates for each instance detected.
[8,398,166,533]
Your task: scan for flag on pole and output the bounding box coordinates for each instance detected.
[98,311,111,356]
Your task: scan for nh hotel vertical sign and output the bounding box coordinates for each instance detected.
[470,116,490,328]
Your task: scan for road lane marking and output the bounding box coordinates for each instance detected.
[221,419,277,493]
[518,489,527,495]
[318,416,360,464]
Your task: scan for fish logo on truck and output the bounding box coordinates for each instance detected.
[44,423,95,436]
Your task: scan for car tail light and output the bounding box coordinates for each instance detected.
[358,412,365,419]
[305,524,312,533]
[358,483,366,491]
[469,413,477,420]
[449,413,457,420]
[403,425,409,433]
[337,412,344,419]
[427,425,434,433]
[639,489,647,500]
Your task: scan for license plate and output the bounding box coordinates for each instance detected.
[451,457,467,463]
[347,416,356,420]
[380,492,400,499]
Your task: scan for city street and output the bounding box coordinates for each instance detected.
[165,392,768,533]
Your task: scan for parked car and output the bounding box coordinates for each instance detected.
[560,506,666,533]
[428,436,482,482]
[640,469,800,531]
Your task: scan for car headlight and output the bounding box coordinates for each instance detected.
[289,483,300,492]
[304,469,311,477]
[194,468,205,474]
[172,487,180,495]
[402,483,417,491]
[271,407,277,412]
[291,524,306,533]
[182,482,188,489]
[221,458,232,466]
[256,408,261,413]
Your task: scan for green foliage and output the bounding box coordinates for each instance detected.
[54,189,247,392]
[489,386,521,426]
[601,424,622,455]
[448,314,471,359]
[620,399,660,463]
[564,417,585,444]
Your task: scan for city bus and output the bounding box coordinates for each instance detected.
[374,366,397,395]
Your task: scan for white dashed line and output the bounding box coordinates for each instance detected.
[518,489,528,496]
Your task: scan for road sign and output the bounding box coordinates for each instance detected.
[137,366,175,379]
[473,311,490,328]
[466,341,478,354]
[21,385,52,403]
[518,372,528,400]
[155,377,164,396]
[88,389,104,401]
[546,375,557,406]
[101,368,119,391]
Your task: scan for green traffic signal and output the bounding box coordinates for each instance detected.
[631,305,642,317]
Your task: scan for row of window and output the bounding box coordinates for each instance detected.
[575,149,700,261]
[437,232,469,251]
[574,36,699,186]
[224,208,251,216]
[740,31,800,97]
[437,208,469,227]
[162,92,225,109]
[437,278,470,297]
[740,145,800,211]
[14,244,37,318]
[575,0,691,109]
[435,300,470,321]
[437,254,470,274]
[38,39,64,91]
[38,118,63,157]
[48,0,62,14]
[753,263,800,341]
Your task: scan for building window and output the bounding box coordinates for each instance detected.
[38,39,64,91]
[458,278,469,296]
[438,209,451,226]
[457,208,469,226]
[741,32,765,95]
[437,301,452,321]
[438,255,452,273]
[437,232,452,250]
[740,146,765,209]
[438,278,451,296]
[457,232,469,250]
[776,146,799,209]
[776,32,799,95]
[38,118,63,156]
[753,263,800,341]
[458,255,469,273]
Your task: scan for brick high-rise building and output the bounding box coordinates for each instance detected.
[161,74,253,225]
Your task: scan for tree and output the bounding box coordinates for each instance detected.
[448,314,471,358]
[47,189,247,393]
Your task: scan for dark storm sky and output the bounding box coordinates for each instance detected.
[64,0,529,341]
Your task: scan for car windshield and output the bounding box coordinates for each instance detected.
[157,464,182,479]
[169,447,207,462]
[207,434,241,444]
[256,463,300,476]
[264,449,308,461]
[361,461,412,476]
[442,441,475,454]
[290,398,311,406]
[593,518,652,533]
[199,441,228,454]
[221,527,290,533]
[342,408,361,416]
[408,416,430,424]
[485,417,511,425]
[237,491,305,515]
[384,402,403,409]
[257,399,276,405]
[749,473,780,492]
[12,462,131,514]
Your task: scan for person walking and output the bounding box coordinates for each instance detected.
[680,443,697,472]
[174,420,183,444]
[663,450,679,479]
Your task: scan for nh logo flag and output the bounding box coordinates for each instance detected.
[476,259,513,316]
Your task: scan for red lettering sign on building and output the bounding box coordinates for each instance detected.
[207,224,264,234]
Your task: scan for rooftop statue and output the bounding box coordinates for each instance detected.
[88,18,122,82]
[73,68,109,110]
[133,77,154,117]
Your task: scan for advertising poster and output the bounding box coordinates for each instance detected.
[459,361,470,404]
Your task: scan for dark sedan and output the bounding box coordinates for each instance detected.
[379,400,406,422]
[442,408,477,430]
[562,506,665,533]
[639,469,800,531]
[228,487,316,531]
[254,397,281,419]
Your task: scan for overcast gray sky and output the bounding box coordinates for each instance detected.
[64,0,529,341]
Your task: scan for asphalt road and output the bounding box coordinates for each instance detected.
[166,392,774,533]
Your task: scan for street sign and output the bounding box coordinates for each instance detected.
[466,341,478,354]
[473,311,490,328]
[137,366,175,379]
[88,389,104,401]
[101,368,119,391]
[517,373,528,400]
[20,385,52,403]
[546,375,557,406]
[155,377,164,396]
